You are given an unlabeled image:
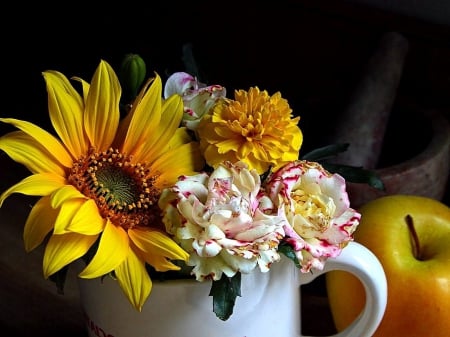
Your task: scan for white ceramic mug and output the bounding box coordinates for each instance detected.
[78,241,387,337]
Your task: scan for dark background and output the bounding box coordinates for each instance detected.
[3,1,450,152]
[1,1,449,336]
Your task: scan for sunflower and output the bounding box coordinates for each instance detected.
[196,87,303,174]
[0,60,204,311]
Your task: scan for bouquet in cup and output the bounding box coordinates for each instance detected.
[0,53,382,320]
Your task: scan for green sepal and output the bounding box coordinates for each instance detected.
[209,273,241,321]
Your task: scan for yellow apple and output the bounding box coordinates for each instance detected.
[326,194,450,337]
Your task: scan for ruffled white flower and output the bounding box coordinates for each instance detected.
[265,160,360,272]
[158,161,285,281]
[163,72,226,131]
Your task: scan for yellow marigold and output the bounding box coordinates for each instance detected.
[196,87,302,174]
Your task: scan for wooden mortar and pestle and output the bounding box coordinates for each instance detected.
[330,31,450,208]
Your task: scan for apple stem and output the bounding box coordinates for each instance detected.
[405,214,421,260]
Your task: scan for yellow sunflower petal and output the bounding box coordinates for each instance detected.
[151,142,204,189]
[167,127,194,148]
[138,247,185,272]
[134,93,183,162]
[66,199,105,235]
[24,196,57,252]
[121,75,161,157]
[43,232,98,278]
[53,198,86,235]
[129,227,189,262]
[84,60,121,151]
[114,248,152,311]
[50,184,86,209]
[0,173,66,207]
[79,220,129,278]
[43,70,87,159]
[0,131,66,176]
[0,118,73,168]
[71,76,90,103]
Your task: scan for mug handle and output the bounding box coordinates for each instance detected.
[299,241,387,337]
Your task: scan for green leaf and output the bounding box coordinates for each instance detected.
[301,143,350,161]
[322,163,385,190]
[300,143,384,190]
[278,242,301,268]
[209,273,241,321]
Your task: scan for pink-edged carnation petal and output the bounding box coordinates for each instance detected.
[265,160,360,272]
[159,161,286,281]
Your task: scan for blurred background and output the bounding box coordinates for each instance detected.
[0,1,449,336]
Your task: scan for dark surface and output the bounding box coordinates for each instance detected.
[1,1,449,336]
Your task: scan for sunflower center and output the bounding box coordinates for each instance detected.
[95,165,138,206]
[68,147,161,230]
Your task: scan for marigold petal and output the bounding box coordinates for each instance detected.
[43,232,98,278]
[0,173,66,207]
[43,70,88,159]
[0,131,66,176]
[84,60,120,151]
[202,144,237,168]
[24,196,57,252]
[114,249,152,311]
[79,220,129,278]
[129,227,189,262]
[0,118,73,167]
[66,199,105,235]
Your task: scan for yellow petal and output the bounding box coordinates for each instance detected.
[129,227,189,262]
[0,118,73,168]
[43,70,88,159]
[79,220,129,278]
[0,131,66,176]
[53,198,86,234]
[84,60,121,151]
[50,184,86,209]
[134,93,183,162]
[66,199,105,235]
[71,76,90,103]
[43,232,98,278]
[121,75,161,156]
[24,196,57,252]
[114,249,152,311]
[168,127,195,148]
[152,143,204,188]
[138,248,185,272]
[0,173,66,207]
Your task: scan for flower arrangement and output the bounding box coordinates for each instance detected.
[0,53,382,321]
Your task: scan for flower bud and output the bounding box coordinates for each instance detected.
[119,53,147,101]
